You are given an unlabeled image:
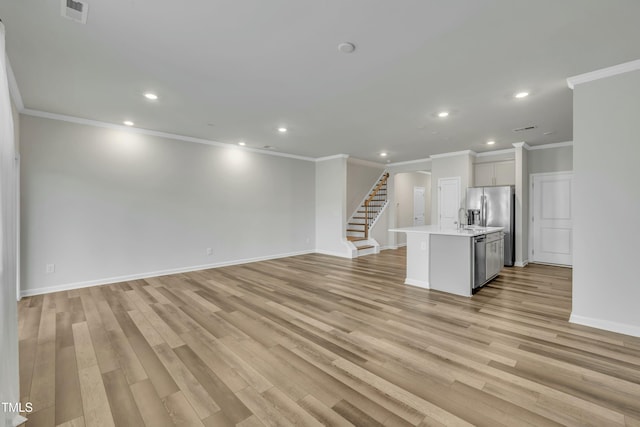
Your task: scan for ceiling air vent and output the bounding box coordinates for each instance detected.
[512,125,537,132]
[61,0,89,24]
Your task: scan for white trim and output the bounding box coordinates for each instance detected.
[20,250,314,297]
[512,142,531,150]
[404,278,430,289]
[475,148,515,157]
[314,249,352,258]
[386,157,432,167]
[415,171,431,175]
[514,261,529,268]
[569,313,640,338]
[15,155,20,301]
[5,56,24,111]
[430,150,476,159]
[567,59,640,90]
[530,170,573,178]
[11,415,28,427]
[314,154,349,162]
[20,109,317,162]
[527,141,573,150]
[347,157,386,168]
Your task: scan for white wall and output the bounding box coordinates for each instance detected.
[20,115,316,295]
[315,156,350,257]
[430,152,473,225]
[393,172,431,245]
[571,69,640,337]
[514,144,528,266]
[346,159,384,217]
[528,145,573,174]
[1,42,21,425]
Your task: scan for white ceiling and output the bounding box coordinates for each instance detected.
[3,0,640,162]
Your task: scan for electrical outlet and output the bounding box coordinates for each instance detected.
[46,264,55,274]
[206,248,213,256]
[420,241,427,251]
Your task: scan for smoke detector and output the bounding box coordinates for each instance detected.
[338,42,356,54]
[61,0,89,24]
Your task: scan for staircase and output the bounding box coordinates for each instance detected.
[347,172,390,256]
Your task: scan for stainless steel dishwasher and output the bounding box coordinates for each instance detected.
[473,235,486,290]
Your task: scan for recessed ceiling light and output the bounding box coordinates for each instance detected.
[238,141,246,146]
[123,120,134,126]
[380,152,388,157]
[438,111,449,118]
[515,92,529,99]
[337,42,356,54]
[487,140,496,145]
[278,127,287,133]
[144,92,158,100]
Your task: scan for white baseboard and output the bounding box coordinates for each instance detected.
[20,250,315,297]
[569,313,640,338]
[380,243,406,251]
[314,249,353,259]
[514,260,529,267]
[404,278,430,289]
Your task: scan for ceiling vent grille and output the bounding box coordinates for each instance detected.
[61,0,89,24]
[512,125,537,132]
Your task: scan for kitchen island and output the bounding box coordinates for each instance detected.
[389,225,503,297]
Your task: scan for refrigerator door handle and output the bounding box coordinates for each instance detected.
[481,195,487,226]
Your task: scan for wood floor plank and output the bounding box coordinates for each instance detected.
[17,250,640,426]
[129,380,174,427]
[162,391,206,427]
[102,369,145,427]
[153,342,220,419]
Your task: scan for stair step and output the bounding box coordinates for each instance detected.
[348,223,365,226]
[347,230,366,233]
[357,245,375,251]
[347,236,366,242]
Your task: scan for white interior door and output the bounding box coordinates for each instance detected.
[438,177,460,229]
[531,172,573,266]
[413,186,425,225]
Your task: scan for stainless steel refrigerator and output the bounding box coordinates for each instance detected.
[466,186,515,266]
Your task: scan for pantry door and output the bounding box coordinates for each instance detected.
[531,172,573,266]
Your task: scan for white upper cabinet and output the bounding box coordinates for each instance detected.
[474,160,515,186]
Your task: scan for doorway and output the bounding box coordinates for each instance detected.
[530,172,573,266]
[413,186,425,225]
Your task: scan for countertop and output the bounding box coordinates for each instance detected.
[389,225,503,237]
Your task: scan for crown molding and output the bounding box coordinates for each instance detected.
[430,149,477,159]
[415,171,432,175]
[347,157,385,168]
[314,154,349,162]
[475,148,515,157]
[512,142,531,150]
[5,55,24,112]
[528,141,573,151]
[20,109,318,162]
[567,59,640,90]
[386,156,432,167]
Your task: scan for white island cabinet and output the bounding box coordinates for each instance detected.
[389,225,504,297]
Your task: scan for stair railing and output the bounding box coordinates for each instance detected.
[363,172,389,239]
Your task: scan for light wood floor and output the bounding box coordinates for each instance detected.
[18,248,640,426]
